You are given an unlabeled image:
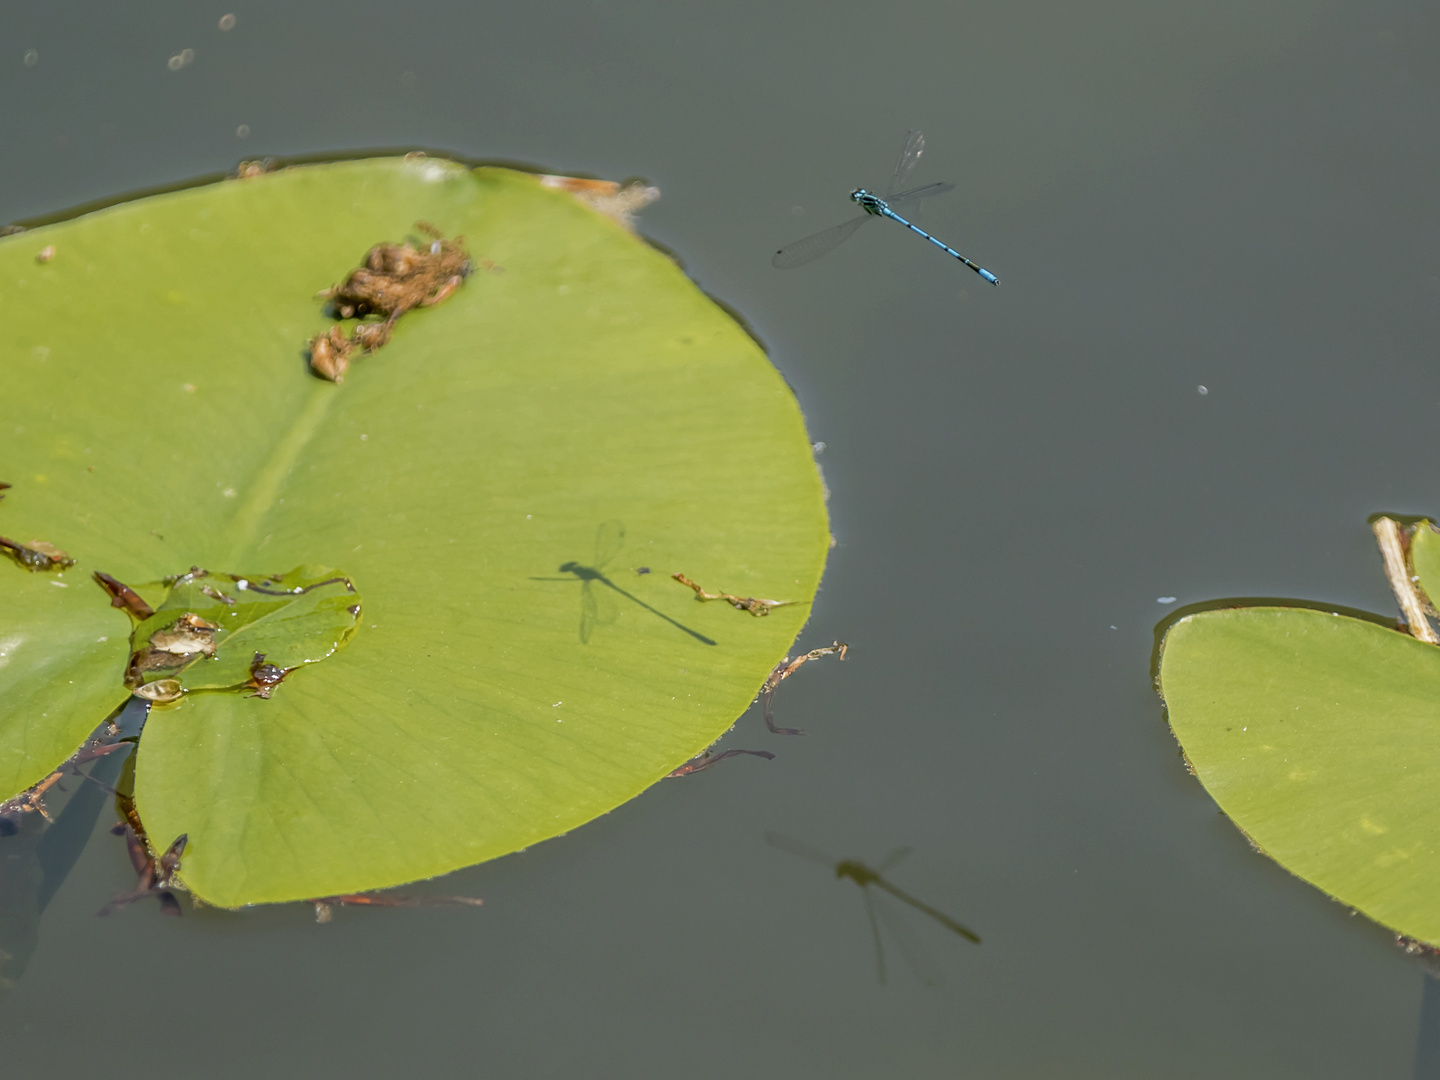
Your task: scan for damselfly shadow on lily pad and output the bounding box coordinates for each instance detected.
[531,520,715,645]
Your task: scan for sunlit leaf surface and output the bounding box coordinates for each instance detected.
[0,158,828,906]
[1158,607,1440,943]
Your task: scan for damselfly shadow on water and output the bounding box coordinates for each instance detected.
[765,831,980,985]
[531,520,715,646]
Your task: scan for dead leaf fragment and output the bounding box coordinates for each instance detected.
[539,175,660,230]
[309,325,354,382]
[243,651,299,699]
[94,571,156,620]
[97,830,188,916]
[234,158,277,179]
[148,612,220,656]
[760,641,848,735]
[132,679,183,703]
[125,612,220,690]
[671,572,792,616]
[0,534,75,572]
[320,222,470,320]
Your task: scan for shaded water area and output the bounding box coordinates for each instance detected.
[4,1,1440,1075]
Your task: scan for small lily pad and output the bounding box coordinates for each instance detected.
[1159,605,1440,944]
[124,567,359,697]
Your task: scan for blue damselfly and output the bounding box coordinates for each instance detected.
[773,130,999,284]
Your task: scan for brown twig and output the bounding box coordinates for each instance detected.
[97,830,188,917]
[93,570,155,620]
[0,740,130,821]
[0,534,74,572]
[671,572,793,616]
[1372,517,1439,643]
[761,642,849,735]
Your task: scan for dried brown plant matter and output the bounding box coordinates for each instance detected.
[308,222,473,382]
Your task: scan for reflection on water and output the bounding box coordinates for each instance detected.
[0,700,141,996]
[765,831,979,986]
[308,891,485,924]
[666,747,774,778]
[1397,939,1440,1079]
[1416,976,1440,1079]
[96,826,185,918]
[761,641,848,735]
[530,520,716,645]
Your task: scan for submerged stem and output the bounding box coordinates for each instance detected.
[1371,517,1438,643]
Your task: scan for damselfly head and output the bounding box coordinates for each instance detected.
[850,189,885,215]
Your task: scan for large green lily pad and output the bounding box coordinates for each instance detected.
[1158,606,1440,943]
[0,158,828,906]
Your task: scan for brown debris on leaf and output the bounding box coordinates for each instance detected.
[671,572,793,616]
[0,482,75,571]
[311,318,404,381]
[124,611,220,694]
[308,325,361,382]
[323,221,470,319]
[0,535,75,572]
[93,570,155,620]
[307,222,473,383]
[760,641,849,735]
[131,678,183,703]
[233,157,278,179]
[539,175,660,230]
[200,582,237,605]
[243,651,299,699]
[147,612,220,656]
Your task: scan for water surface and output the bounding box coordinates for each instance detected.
[2,2,1437,1076]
